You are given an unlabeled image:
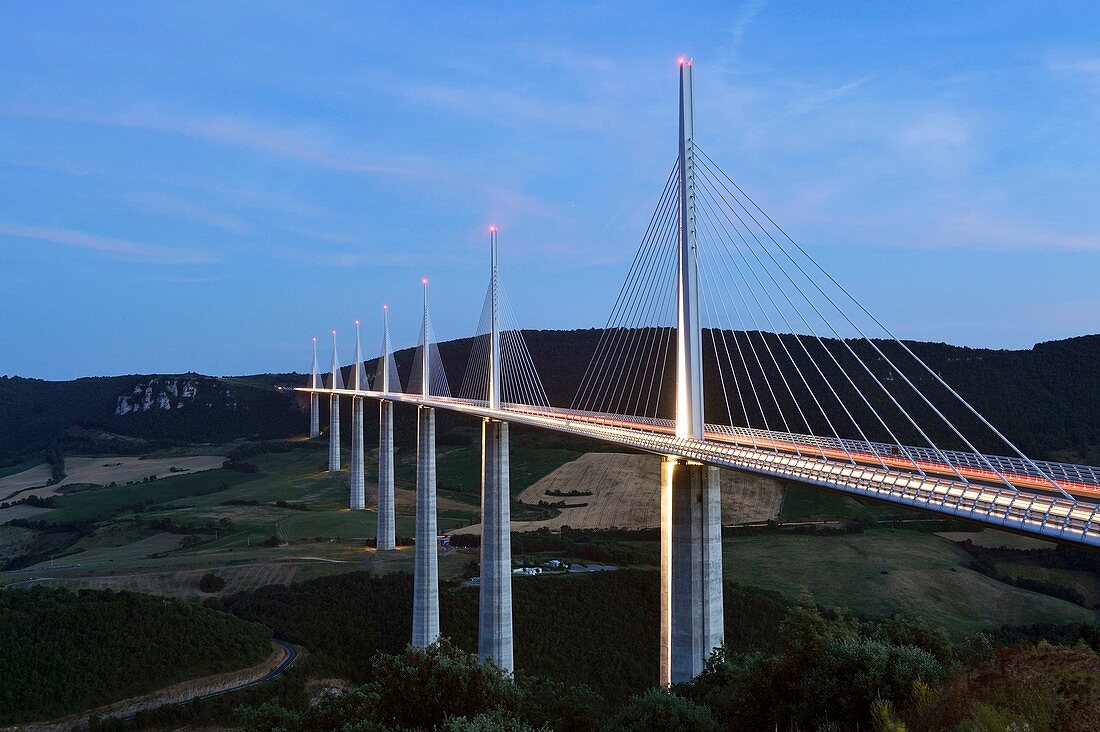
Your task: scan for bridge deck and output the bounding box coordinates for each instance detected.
[303,388,1100,547]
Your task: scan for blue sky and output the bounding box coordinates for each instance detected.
[2,1,1099,380]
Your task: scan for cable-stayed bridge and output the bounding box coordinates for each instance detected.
[300,60,1100,686]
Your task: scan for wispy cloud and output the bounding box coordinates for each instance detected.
[136,275,220,283]
[0,100,560,221]
[848,207,1100,252]
[270,244,469,269]
[401,83,610,132]
[0,102,432,179]
[1047,56,1100,77]
[729,0,768,59]
[0,223,218,264]
[124,191,249,234]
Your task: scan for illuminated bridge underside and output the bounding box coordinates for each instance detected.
[306,388,1100,547]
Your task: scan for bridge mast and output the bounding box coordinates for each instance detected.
[420,280,431,398]
[676,58,704,440]
[661,58,723,687]
[377,305,396,550]
[489,226,501,410]
[328,330,342,472]
[479,225,514,674]
[349,321,366,510]
[308,337,320,439]
[413,279,440,647]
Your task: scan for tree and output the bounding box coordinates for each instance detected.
[606,689,718,732]
[242,640,522,732]
[199,573,226,593]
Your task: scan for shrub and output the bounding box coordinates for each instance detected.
[199,572,227,593]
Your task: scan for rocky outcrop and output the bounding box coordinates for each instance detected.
[114,377,235,416]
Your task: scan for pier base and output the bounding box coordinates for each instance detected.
[660,458,723,686]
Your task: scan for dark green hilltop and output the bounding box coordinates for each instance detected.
[4,330,1100,466]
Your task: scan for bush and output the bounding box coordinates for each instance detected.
[199,572,227,593]
[607,689,718,731]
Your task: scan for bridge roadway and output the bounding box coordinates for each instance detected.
[304,387,1100,547]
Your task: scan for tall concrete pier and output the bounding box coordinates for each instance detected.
[376,306,397,550]
[660,458,723,685]
[308,337,320,439]
[328,330,343,473]
[659,58,723,686]
[478,418,513,672]
[478,226,514,673]
[412,405,439,646]
[377,401,395,549]
[349,322,366,510]
[411,282,440,647]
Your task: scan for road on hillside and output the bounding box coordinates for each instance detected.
[116,638,300,721]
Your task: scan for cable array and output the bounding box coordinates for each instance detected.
[374,352,402,393]
[572,147,1069,499]
[459,272,550,407]
[407,314,451,398]
[572,162,679,419]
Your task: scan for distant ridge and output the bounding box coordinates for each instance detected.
[2,332,1098,466]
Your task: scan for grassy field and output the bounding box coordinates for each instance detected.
[720,528,1097,636]
[274,509,458,541]
[5,438,1096,644]
[0,457,43,481]
[995,562,1100,608]
[0,440,483,597]
[395,438,582,508]
[39,468,262,525]
[778,483,918,521]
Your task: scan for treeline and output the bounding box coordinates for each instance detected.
[0,587,272,725]
[7,332,1100,464]
[362,330,1100,462]
[219,569,787,703]
[0,373,304,462]
[958,539,1099,608]
[989,621,1100,652]
[87,568,1100,731]
[234,600,1097,731]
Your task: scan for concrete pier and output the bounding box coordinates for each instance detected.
[377,400,396,550]
[328,394,341,472]
[412,406,439,647]
[350,397,365,510]
[308,337,321,439]
[660,458,723,685]
[478,418,513,673]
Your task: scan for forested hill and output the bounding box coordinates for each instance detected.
[385,331,1100,465]
[3,332,1099,466]
[0,373,303,462]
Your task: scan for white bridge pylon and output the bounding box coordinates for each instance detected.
[299,59,1100,686]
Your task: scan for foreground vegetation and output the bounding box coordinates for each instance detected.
[1,431,1097,728]
[238,602,1099,731]
[0,586,272,725]
[71,567,1095,732]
